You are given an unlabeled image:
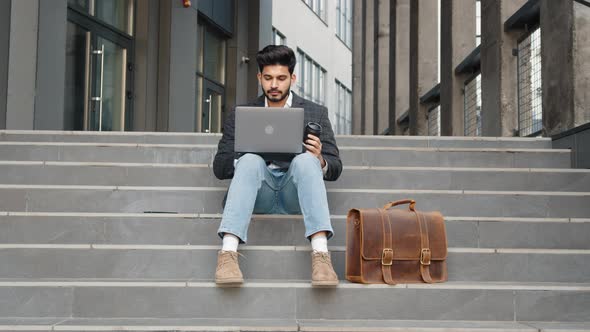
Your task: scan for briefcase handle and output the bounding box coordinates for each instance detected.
[383,199,416,211]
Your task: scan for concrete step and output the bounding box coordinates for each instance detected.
[0,318,588,332]
[0,143,571,168]
[0,130,553,148]
[0,281,588,322]
[1,163,589,191]
[0,246,588,283]
[2,214,589,250]
[1,185,588,217]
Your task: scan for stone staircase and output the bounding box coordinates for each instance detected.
[0,130,588,332]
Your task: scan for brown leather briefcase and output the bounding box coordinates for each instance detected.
[345,199,447,284]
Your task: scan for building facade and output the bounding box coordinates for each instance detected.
[0,0,352,135]
[0,0,272,133]
[353,0,590,143]
[271,0,353,135]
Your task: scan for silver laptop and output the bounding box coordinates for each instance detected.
[234,106,304,154]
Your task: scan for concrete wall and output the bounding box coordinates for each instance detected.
[573,1,590,128]
[376,0,390,135]
[409,0,438,136]
[133,0,160,131]
[6,0,39,130]
[0,0,10,129]
[480,0,526,137]
[352,0,363,135]
[35,0,67,130]
[440,0,476,136]
[225,0,266,111]
[393,0,410,136]
[272,0,352,131]
[364,0,375,134]
[167,0,198,132]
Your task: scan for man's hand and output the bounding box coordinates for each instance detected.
[304,134,326,168]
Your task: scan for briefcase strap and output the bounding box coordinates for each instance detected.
[416,211,434,283]
[379,209,396,285]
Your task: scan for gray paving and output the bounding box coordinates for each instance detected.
[0,131,552,148]
[1,164,589,191]
[0,131,586,328]
[2,285,586,322]
[0,144,571,167]
[4,215,588,249]
[2,187,589,217]
[0,248,588,282]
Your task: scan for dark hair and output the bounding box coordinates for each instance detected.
[256,45,297,75]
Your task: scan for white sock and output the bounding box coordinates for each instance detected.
[222,234,239,252]
[311,234,328,253]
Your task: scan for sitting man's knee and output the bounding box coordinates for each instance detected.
[291,152,320,170]
[236,153,265,171]
[291,153,320,173]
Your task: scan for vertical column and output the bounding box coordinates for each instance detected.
[376,0,390,135]
[226,0,252,109]
[6,0,39,129]
[541,0,590,135]
[480,0,526,137]
[156,1,171,131]
[393,0,410,135]
[35,0,67,130]
[247,0,262,101]
[0,0,10,129]
[409,0,438,135]
[363,0,375,134]
[440,0,476,136]
[168,0,198,132]
[352,0,363,135]
[134,0,160,131]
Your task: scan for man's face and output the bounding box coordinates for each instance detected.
[258,65,296,104]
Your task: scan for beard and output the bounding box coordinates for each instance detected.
[264,88,290,103]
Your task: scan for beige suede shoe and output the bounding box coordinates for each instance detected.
[215,250,243,286]
[311,251,339,287]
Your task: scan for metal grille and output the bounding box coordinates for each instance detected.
[428,105,441,136]
[464,74,482,136]
[517,28,542,137]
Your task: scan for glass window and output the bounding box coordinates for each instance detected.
[302,0,326,22]
[272,27,286,46]
[68,0,134,35]
[297,49,326,105]
[296,51,303,94]
[197,23,204,72]
[64,21,89,130]
[203,25,226,84]
[336,0,352,48]
[196,21,228,133]
[95,0,133,35]
[335,80,352,134]
[303,61,311,99]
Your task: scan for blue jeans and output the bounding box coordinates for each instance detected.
[217,153,334,243]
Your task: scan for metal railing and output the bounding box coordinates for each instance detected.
[428,105,441,136]
[464,74,482,137]
[517,27,542,137]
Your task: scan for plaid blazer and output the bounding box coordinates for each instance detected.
[213,92,343,181]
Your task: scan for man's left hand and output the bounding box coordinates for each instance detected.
[304,134,326,168]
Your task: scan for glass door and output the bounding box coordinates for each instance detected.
[66,1,133,131]
[89,36,127,131]
[201,81,224,133]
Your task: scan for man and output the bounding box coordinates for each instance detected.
[213,45,342,286]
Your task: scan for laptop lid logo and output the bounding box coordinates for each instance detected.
[265,125,274,135]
